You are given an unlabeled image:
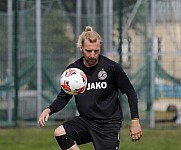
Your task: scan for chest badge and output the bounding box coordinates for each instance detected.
[98,68,107,80]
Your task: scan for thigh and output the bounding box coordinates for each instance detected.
[90,122,121,150]
[62,116,92,145]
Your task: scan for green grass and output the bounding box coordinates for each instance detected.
[0,127,180,150]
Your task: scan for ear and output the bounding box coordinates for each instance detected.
[80,46,83,52]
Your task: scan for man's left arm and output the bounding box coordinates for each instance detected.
[126,89,142,142]
[130,119,142,142]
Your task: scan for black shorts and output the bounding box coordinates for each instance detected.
[62,116,121,150]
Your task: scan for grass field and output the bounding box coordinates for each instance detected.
[0,127,180,150]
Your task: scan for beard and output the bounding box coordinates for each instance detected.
[82,50,99,67]
[88,57,97,63]
[83,55,99,67]
[85,57,98,66]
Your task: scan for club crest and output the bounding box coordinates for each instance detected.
[98,68,107,80]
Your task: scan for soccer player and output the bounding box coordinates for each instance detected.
[38,26,142,150]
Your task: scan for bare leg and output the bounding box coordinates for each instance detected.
[68,143,80,150]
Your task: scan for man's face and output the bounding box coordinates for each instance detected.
[81,39,101,67]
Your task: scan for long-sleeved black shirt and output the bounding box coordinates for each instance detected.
[48,55,139,121]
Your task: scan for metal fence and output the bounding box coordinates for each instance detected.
[0,0,181,128]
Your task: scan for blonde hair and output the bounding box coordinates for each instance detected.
[77,26,102,48]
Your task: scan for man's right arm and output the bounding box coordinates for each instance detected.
[48,90,72,115]
[38,91,72,127]
[38,108,51,127]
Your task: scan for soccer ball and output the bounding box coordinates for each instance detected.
[60,68,87,95]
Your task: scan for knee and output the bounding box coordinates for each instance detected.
[54,126,76,150]
[54,125,66,137]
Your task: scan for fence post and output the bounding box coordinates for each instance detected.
[13,0,19,126]
[150,0,156,128]
[118,0,124,64]
[36,0,42,123]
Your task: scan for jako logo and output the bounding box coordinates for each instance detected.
[87,82,107,90]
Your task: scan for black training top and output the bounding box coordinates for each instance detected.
[48,55,139,121]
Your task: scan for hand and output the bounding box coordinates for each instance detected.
[38,108,51,127]
[129,119,142,142]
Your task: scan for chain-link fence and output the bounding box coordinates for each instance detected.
[0,0,181,128]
